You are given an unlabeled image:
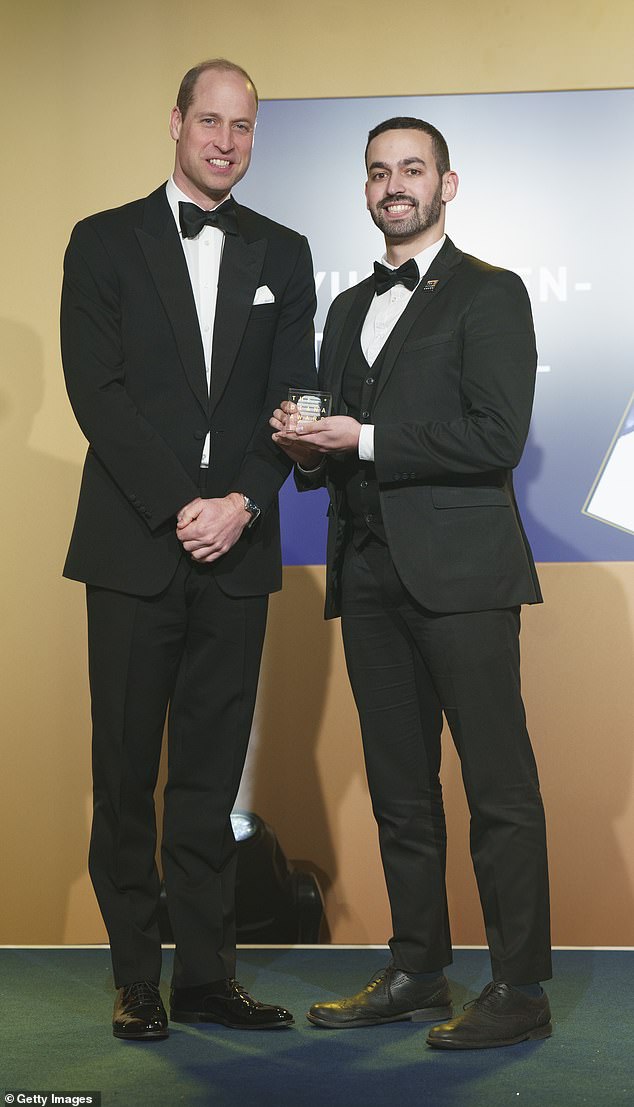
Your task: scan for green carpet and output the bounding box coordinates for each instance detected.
[1,947,632,1106]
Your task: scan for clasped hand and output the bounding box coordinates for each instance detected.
[176,492,249,563]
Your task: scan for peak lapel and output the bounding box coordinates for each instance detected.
[326,279,375,405]
[373,238,463,405]
[209,230,266,414]
[135,188,208,414]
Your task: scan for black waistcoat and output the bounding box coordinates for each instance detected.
[340,337,389,544]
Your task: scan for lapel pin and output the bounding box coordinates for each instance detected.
[422,279,440,293]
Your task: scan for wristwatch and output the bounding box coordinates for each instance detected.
[239,493,261,527]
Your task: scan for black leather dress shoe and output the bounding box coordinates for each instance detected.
[307,965,452,1028]
[170,979,293,1029]
[427,981,552,1049]
[113,981,169,1040]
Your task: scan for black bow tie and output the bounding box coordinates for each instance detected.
[373,258,420,296]
[178,198,239,239]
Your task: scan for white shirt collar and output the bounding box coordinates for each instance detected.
[380,234,446,282]
[165,176,234,233]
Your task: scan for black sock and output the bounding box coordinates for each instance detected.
[511,982,543,998]
[401,968,443,981]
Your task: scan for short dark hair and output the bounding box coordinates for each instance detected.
[176,58,259,118]
[365,117,450,177]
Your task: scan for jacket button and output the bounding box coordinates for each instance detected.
[365,377,374,385]
[194,430,205,441]
[360,480,368,488]
[361,410,370,419]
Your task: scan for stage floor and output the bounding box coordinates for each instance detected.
[2,946,632,1106]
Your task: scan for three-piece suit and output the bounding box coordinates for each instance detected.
[306,235,551,984]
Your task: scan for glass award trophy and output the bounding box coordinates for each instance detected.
[286,389,332,432]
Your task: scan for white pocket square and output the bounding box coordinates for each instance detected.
[253,285,275,305]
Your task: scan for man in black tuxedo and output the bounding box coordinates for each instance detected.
[62,58,316,1040]
[272,117,552,1049]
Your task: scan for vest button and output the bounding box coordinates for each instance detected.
[365,377,374,385]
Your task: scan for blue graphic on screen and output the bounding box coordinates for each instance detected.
[235,90,634,564]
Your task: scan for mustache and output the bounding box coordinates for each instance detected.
[379,195,417,210]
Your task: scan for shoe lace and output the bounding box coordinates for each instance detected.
[367,966,390,988]
[124,981,161,1008]
[463,981,505,1012]
[227,978,257,1007]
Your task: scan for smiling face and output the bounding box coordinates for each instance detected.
[169,67,257,207]
[365,129,458,260]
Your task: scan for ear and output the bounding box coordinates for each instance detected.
[442,170,459,203]
[364,179,370,210]
[169,106,183,142]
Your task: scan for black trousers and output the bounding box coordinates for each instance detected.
[86,555,268,989]
[340,537,552,985]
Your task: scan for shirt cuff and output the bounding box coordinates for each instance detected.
[358,424,375,462]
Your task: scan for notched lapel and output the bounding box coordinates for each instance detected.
[209,233,267,413]
[135,195,208,414]
[373,248,461,404]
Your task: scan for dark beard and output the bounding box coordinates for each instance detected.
[370,181,443,240]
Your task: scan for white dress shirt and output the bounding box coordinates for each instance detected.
[358,235,446,461]
[165,176,229,468]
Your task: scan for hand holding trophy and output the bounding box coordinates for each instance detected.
[286,389,333,431]
[271,390,361,460]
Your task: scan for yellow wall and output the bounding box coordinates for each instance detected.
[1,0,633,946]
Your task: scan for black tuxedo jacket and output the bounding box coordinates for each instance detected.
[309,237,542,618]
[61,184,316,597]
